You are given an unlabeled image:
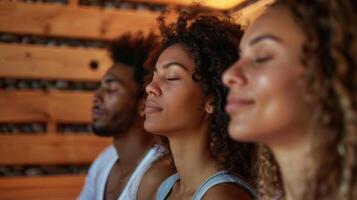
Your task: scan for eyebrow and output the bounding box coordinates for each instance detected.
[249,34,282,46]
[103,77,123,85]
[154,62,188,72]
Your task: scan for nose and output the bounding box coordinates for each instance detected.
[93,88,103,105]
[222,59,248,88]
[145,79,162,97]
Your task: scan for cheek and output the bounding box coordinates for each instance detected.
[105,94,134,119]
[168,85,202,108]
[168,91,205,130]
[229,66,307,142]
[105,95,121,111]
[145,84,205,134]
[173,92,204,123]
[258,76,305,129]
[258,59,306,125]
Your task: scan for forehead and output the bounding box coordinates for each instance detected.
[156,44,196,72]
[241,5,305,49]
[103,63,134,79]
[102,64,136,86]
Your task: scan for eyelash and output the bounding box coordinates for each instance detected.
[166,78,181,81]
[253,56,273,64]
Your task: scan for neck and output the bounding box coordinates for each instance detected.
[167,124,220,194]
[269,130,315,200]
[112,118,154,169]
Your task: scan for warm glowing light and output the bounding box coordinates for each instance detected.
[231,0,275,26]
[197,0,244,10]
[127,0,246,10]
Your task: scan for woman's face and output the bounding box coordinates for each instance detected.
[222,6,310,146]
[145,44,211,135]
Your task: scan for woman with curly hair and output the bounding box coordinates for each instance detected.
[222,0,356,199]
[144,8,257,200]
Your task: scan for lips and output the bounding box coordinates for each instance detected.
[225,95,255,113]
[145,100,163,113]
[92,106,105,121]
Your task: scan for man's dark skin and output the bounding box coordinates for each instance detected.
[93,64,145,199]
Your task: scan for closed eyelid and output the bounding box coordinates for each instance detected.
[239,34,282,55]
[166,74,181,79]
[242,43,275,58]
[154,67,185,78]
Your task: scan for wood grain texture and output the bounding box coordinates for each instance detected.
[0,1,159,40]
[0,43,111,81]
[0,90,93,123]
[0,134,111,165]
[0,174,86,200]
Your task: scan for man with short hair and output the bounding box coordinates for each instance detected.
[78,33,174,200]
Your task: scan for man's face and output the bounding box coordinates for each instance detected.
[92,64,139,136]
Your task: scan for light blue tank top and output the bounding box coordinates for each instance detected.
[155,170,256,200]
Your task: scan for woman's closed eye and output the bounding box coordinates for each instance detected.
[252,55,274,67]
[166,72,182,81]
[254,55,273,63]
[166,77,181,81]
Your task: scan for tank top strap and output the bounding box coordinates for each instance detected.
[192,170,256,200]
[155,173,180,200]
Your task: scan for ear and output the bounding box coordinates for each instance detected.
[137,98,146,117]
[204,96,215,114]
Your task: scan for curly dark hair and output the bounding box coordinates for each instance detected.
[256,1,357,199]
[145,7,258,184]
[109,32,159,97]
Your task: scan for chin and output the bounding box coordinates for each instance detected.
[144,124,161,135]
[91,124,114,137]
[144,121,166,136]
[228,124,257,143]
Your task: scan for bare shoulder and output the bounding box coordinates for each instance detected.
[136,156,176,200]
[202,183,253,200]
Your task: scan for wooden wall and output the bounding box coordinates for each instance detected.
[0,0,160,170]
[0,1,163,198]
[0,0,270,198]
[0,0,271,171]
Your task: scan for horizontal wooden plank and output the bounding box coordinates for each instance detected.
[0,134,111,165]
[0,90,93,123]
[0,43,111,81]
[0,174,85,200]
[0,1,159,40]
[127,0,245,10]
[0,174,85,190]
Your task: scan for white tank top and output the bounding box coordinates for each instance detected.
[119,144,166,199]
[77,144,167,200]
